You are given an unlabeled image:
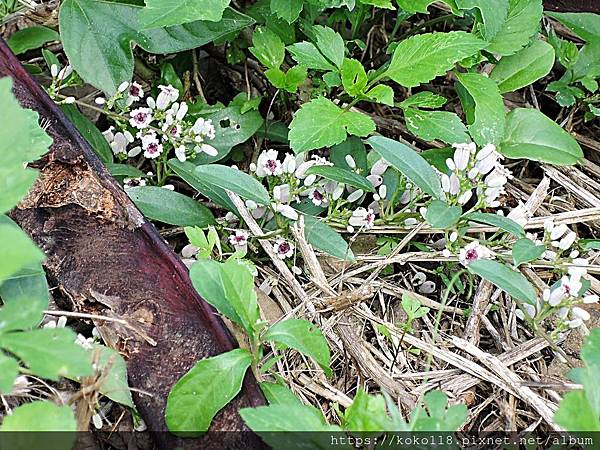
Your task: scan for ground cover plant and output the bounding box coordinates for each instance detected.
[1,0,600,448]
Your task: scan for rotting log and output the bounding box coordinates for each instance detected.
[0,39,266,449]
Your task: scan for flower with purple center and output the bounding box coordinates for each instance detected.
[308,188,327,206]
[229,230,249,249]
[273,239,294,259]
[349,207,376,229]
[458,241,492,265]
[256,149,283,177]
[129,107,153,129]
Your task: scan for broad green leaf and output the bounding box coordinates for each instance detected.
[168,159,237,212]
[0,168,37,216]
[303,215,355,262]
[365,84,394,106]
[546,11,600,43]
[166,348,252,436]
[569,41,600,82]
[126,186,215,227]
[340,58,367,96]
[0,353,19,394]
[398,91,447,109]
[313,25,345,69]
[0,328,93,380]
[580,239,600,251]
[266,66,307,93]
[139,0,231,28]
[367,136,444,199]
[425,200,462,229]
[59,1,253,94]
[106,163,146,178]
[0,297,45,334]
[260,382,303,406]
[487,0,543,56]
[305,165,374,192]
[330,137,368,173]
[344,389,393,432]
[0,225,44,285]
[455,72,506,146]
[359,0,394,8]
[386,31,486,88]
[490,40,555,93]
[500,108,583,165]
[512,238,545,266]
[554,391,600,431]
[421,147,454,172]
[189,258,243,326]
[8,26,60,55]
[194,164,271,206]
[468,259,537,304]
[270,0,303,23]
[287,42,336,71]
[465,212,525,237]
[288,97,375,153]
[411,390,468,431]
[61,104,113,164]
[404,108,470,144]
[579,329,600,416]
[250,26,285,69]
[240,403,341,433]
[93,345,134,408]
[396,0,459,13]
[264,319,331,376]
[456,0,508,40]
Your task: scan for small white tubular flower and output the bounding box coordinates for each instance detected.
[273,239,294,259]
[276,204,299,221]
[256,149,283,177]
[156,84,179,109]
[195,143,218,157]
[370,158,389,176]
[109,132,131,155]
[557,231,577,250]
[118,81,130,93]
[347,189,364,203]
[543,219,554,233]
[566,318,584,329]
[308,187,326,206]
[175,102,188,121]
[441,174,451,193]
[191,118,216,140]
[175,145,187,162]
[449,174,460,195]
[95,97,106,105]
[452,144,471,171]
[58,65,73,80]
[141,133,163,159]
[332,183,345,201]
[378,184,387,199]
[282,153,296,173]
[366,174,383,188]
[162,184,175,191]
[229,230,249,248]
[458,241,492,265]
[129,107,153,129]
[181,244,199,259]
[128,81,144,101]
[273,184,291,203]
[550,223,568,241]
[102,126,115,143]
[457,190,473,205]
[345,155,356,169]
[304,174,317,187]
[446,158,456,171]
[572,306,591,321]
[349,207,376,229]
[583,294,599,304]
[50,64,59,78]
[128,146,142,157]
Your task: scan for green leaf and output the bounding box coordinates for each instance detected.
[386,31,486,88]
[288,97,375,153]
[303,215,355,262]
[580,239,600,251]
[0,328,93,380]
[270,0,304,23]
[396,0,459,13]
[266,66,307,93]
[490,40,555,93]
[0,224,45,285]
[398,91,447,109]
[59,1,253,94]
[367,136,444,199]
[305,165,374,192]
[456,0,508,40]
[468,259,537,304]
[512,238,545,266]
[425,200,462,229]
[61,104,113,164]
[106,163,146,178]
[168,159,237,212]
[264,319,331,376]
[287,42,336,71]
[194,164,271,206]
[569,41,600,82]
[487,0,543,56]
[260,382,303,406]
[250,26,285,69]
[313,25,345,69]
[341,58,368,96]
[330,137,368,173]
[554,391,600,431]
[0,353,19,394]
[455,72,506,146]
[8,26,60,55]
[93,345,134,408]
[365,85,394,106]
[0,168,37,215]
[126,186,215,227]
[166,348,252,436]
[546,11,600,43]
[240,403,340,433]
[421,147,454,172]
[0,296,45,334]
[411,390,468,431]
[344,389,393,432]
[499,108,583,165]
[139,0,231,28]
[404,108,470,144]
[465,212,525,237]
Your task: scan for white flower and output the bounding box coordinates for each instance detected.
[129,107,153,129]
[370,158,389,176]
[156,84,179,109]
[75,333,94,350]
[568,258,589,279]
[50,64,59,78]
[457,190,473,205]
[162,184,175,190]
[345,155,356,169]
[273,239,294,259]
[557,231,576,250]
[181,244,199,259]
[95,97,106,105]
[109,131,134,155]
[275,203,299,221]
[123,177,146,187]
[458,241,492,265]
[141,132,163,159]
[572,306,590,321]
[229,230,249,248]
[118,81,130,93]
[583,294,599,304]
[419,281,436,294]
[347,189,364,203]
[190,117,216,140]
[128,81,144,101]
[366,174,383,188]
[256,149,283,177]
[452,144,471,171]
[273,184,291,203]
[544,219,554,232]
[550,223,568,241]
[175,145,187,162]
[308,187,327,206]
[282,153,297,173]
[349,207,376,229]
[58,65,73,80]
[102,126,115,143]
[304,174,317,186]
[516,303,537,320]
[566,318,584,329]
[378,184,387,199]
[194,143,218,156]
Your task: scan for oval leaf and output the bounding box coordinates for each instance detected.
[465,212,525,237]
[512,238,546,267]
[425,200,462,229]
[468,259,537,304]
[305,165,374,192]
[303,215,355,262]
[193,164,270,206]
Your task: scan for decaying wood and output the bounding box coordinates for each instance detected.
[0,39,265,449]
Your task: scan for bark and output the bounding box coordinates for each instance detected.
[0,39,266,449]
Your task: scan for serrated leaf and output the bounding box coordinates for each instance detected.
[367,136,444,199]
[303,215,355,262]
[456,0,508,40]
[512,238,545,266]
[288,97,375,153]
[165,348,252,436]
[425,200,462,229]
[313,25,345,69]
[499,108,583,165]
[386,31,486,88]
[487,0,543,56]
[127,186,215,227]
[264,319,331,376]
[468,259,537,304]
[465,212,525,237]
[404,108,470,144]
[305,165,374,192]
[270,0,303,23]
[194,164,271,206]
[365,84,394,106]
[455,72,506,146]
[490,40,554,93]
[139,0,230,28]
[287,42,336,71]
